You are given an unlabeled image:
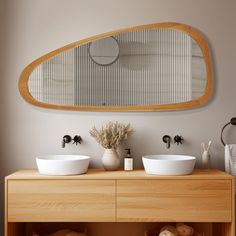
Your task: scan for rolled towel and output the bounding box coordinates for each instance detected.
[176,223,194,236]
[159,230,177,236]
[159,225,178,236]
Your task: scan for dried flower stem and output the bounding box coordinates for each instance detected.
[89,122,133,149]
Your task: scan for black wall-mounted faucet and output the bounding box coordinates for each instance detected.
[62,135,82,148]
[162,135,184,148]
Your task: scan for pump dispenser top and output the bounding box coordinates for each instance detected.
[125,148,131,157]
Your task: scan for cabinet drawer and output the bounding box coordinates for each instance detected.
[8,180,116,222]
[117,180,232,222]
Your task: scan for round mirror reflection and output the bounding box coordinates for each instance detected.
[89,37,119,66]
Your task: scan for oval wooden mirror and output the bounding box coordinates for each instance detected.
[19,22,213,111]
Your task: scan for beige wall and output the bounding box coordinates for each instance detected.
[1,0,236,234]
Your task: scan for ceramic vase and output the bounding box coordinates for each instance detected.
[102,148,120,171]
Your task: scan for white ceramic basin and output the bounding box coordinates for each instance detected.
[142,154,196,175]
[36,155,91,175]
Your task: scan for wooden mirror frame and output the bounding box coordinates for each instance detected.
[19,22,213,112]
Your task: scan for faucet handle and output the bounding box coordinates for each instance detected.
[73,135,82,145]
[174,135,184,145]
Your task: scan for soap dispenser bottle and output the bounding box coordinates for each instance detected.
[124,148,133,171]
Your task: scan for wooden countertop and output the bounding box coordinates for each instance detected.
[5,168,233,180]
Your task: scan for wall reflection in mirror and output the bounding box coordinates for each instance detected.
[28,28,207,107]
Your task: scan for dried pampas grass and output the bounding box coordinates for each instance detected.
[89,122,133,149]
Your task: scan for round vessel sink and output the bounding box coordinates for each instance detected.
[36,155,91,176]
[142,154,196,176]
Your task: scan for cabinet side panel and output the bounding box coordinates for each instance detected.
[231,178,235,236]
[4,179,7,236]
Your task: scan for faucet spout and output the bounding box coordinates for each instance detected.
[62,135,72,148]
[162,135,171,149]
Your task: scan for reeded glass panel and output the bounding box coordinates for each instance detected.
[20,23,212,111]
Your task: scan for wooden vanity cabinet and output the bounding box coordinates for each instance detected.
[5,169,235,236]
